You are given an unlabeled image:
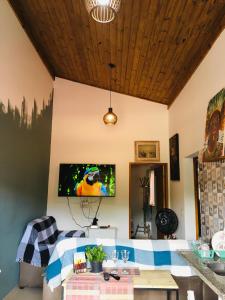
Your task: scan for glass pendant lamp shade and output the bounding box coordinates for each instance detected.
[103,107,118,125]
[85,0,121,23]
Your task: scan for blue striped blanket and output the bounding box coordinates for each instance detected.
[46,238,194,290]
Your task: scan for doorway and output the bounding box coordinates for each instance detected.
[129,162,168,239]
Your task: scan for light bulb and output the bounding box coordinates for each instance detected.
[97,0,110,5]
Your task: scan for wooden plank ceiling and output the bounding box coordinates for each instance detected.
[9,0,225,106]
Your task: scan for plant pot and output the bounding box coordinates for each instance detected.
[90,261,103,273]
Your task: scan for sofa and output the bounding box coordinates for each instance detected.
[16,216,85,288]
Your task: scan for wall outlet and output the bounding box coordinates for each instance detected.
[80,199,89,207]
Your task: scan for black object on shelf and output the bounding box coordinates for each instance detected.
[91,217,98,226]
[91,198,103,226]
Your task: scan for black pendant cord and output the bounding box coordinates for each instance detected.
[108,63,116,109]
[110,65,112,108]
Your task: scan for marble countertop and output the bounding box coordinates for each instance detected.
[179,251,225,300]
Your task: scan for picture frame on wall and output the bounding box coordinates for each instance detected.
[135,141,160,162]
[202,88,225,162]
[169,134,180,181]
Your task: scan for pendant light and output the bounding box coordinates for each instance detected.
[103,63,118,125]
[85,0,121,24]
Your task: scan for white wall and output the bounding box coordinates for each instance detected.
[0,0,52,112]
[169,29,225,239]
[47,78,169,238]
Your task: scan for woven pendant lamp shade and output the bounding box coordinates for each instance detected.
[85,0,121,23]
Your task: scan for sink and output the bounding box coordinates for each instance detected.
[206,262,225,276]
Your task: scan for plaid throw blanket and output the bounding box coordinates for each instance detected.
[64,273,133,300]
[46,238,195,291]
[16,216,85,267]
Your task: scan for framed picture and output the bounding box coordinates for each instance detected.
[135,141,160,162]
[202,88,225,162]
[73,252,87,273]
[169,134,180,181]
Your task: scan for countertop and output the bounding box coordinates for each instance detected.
[179,251,225,300]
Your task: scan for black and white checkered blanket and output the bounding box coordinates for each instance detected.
[16,216,85,267]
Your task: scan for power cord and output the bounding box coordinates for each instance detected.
[91,197,103,226]
[67,197,91,228]
[80,199,93,220]
[67,197,103,228]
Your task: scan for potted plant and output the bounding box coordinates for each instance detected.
[85,245,107,273]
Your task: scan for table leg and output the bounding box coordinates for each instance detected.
[176,289,179,300]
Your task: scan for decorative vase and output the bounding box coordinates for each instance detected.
[90,261,103,273]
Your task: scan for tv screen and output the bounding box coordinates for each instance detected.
[58,163,116,197]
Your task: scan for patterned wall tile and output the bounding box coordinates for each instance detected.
[199,161,225,241]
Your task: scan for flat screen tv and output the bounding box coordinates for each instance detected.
[58,163,116,197]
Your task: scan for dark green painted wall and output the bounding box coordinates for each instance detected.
[0,95,53,298]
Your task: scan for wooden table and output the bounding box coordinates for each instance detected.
[133,270,179,300]
[63,270,179,300]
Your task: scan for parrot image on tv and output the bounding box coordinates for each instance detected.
[75,167,108,196]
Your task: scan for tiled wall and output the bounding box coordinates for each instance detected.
[199,161,225,241]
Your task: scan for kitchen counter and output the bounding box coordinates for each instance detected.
[179,251,225,300]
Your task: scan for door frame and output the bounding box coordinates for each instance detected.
[128,162,168,238]
[193,157,201,239]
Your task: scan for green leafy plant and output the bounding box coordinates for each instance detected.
[85,245,107,262]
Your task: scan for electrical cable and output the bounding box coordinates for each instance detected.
[67,197,91,228]
[94,197,102,219]
[91,197,103,226]
[81,199,93,220]
[67,196,103,228]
